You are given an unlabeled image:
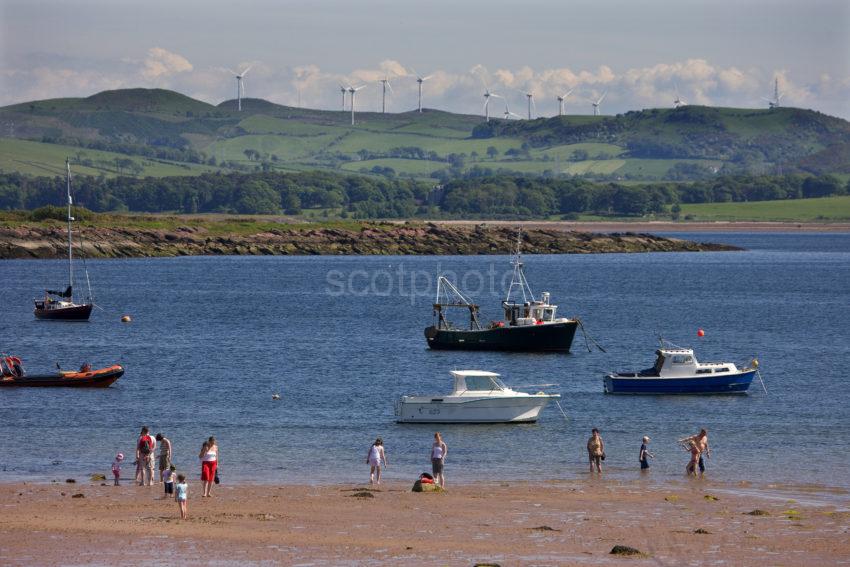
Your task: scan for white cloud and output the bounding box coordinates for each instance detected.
[140,47,193,80]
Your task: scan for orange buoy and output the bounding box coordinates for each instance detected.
[697,328,705,337]
[121,315,132,323]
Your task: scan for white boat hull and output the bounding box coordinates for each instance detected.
[395,395,556,423]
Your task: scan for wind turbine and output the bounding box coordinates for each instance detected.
[673,83,686,108]
[348,85,366,125]
[379,76,394,113]
[521,90,536,120]
[503,101,521,120]
[482,85,502,122]
[412,69,433,113]
[591,91,607,116]
[339,84,349,111]
[557,88,574,116]
[761,77,783,109]
[226,66,252,111]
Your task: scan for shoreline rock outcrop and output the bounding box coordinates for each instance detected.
[0,223,740,259]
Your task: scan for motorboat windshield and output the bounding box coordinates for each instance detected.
[450,371,508,393]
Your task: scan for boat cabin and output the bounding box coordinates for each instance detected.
[449,370,509,394]
[503,292,560,326]
[646,348,736,378]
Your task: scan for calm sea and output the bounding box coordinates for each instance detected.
[1,233,849,489]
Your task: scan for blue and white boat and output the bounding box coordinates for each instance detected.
[603,345,759,395]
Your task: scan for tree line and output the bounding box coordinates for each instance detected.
[0,170,847,219]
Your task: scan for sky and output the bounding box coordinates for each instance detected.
[1,0,849,118]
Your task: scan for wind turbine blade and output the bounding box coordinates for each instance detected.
[598,91,607,104]
[354,85,366,92]
[225,68,238,75]
[760,96,772,103]
[386,81,394,93]
[241,66,252,77]
[422,75,433,81]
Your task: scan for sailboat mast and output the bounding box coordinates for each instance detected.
[66,159,73,300]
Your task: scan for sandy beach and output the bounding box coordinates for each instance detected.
[1,479,847,566]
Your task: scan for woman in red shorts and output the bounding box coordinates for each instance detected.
[198,436,219,497]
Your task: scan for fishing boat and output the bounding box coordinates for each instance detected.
[0,354,123,388]
[603,342,761,395]
[424,235,578,352]
[33,160,94,321]
[395,370,561,423]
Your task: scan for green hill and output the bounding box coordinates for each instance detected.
[1,88,848,181]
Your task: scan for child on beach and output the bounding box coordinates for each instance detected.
[112,453,124,486]
[175,474,188,519]
[639,436,653,470]
[163,465,176,496]
[366,438,387,485]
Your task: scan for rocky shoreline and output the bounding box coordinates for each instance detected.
[0,223,740,259]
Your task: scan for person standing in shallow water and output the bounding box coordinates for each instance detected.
[639,436,653,471]
[431,432,447,487]
[682,429,711,476]
[587,428,604,474]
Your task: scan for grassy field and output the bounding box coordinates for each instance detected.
[679,195,850,221]
[0,138,219,178]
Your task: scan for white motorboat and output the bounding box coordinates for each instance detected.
[395,370,561,423]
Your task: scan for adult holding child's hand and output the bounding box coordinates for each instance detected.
[199,436,219,497]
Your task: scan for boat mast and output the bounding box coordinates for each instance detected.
[505,230,534,304]
[65,159,74,302]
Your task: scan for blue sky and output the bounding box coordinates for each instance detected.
[1,0,848,118]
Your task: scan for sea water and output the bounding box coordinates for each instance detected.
[1,233,849,488]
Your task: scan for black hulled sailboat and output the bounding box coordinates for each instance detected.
[33,160,94,321]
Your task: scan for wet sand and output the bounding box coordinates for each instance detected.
[1,480,847,565]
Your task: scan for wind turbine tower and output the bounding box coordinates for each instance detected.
[482,86,501,122]
[557,88,574,116]
[591,91,607,116]
[339,85,348,111]
[379,76,393,113]
[227,66,252,111]
[349,85,365,125]
[414,71,432,113]
[525,91,536,120]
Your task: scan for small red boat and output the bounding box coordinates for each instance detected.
[0,355,124,387]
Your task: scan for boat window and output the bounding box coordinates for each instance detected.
[695,369,712,374]
[464,375,499,391]
[672,355,694,364]
[714,367,729,373]
[543,308,555,321]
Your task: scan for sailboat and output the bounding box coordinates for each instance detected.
[33,160,94,321]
